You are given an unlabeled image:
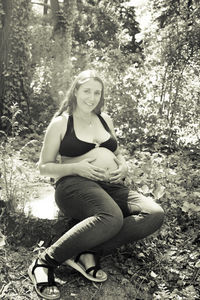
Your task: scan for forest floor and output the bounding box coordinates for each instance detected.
[0,150,200,300]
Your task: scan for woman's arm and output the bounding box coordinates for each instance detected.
[38,115,106,180]
[38,116,78,178]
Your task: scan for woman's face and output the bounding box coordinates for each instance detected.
[74,79,102,113]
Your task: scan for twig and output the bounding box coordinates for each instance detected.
[89,283,102,300]
[0,282,12,298]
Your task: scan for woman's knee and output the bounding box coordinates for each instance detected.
[98,207,124,235]
[111,209,124,230]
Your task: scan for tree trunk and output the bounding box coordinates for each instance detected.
[50,0,77,103]
[0,0,12,129]
[43,0,48,15]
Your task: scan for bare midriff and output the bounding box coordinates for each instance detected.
[60,147,118,181]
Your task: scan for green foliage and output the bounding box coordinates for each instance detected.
[136,0,200,149]
[0,1,4,29]
[125,149,200,216]
[111,148,200,299]
[1,0,32,129]
[0,104,39,212]
[74,0,140,52]
[1,0,200,147]
[28,12,57,128]
[1,4,199,299]
[29,59,57,132]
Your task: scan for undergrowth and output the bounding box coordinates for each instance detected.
[0,113,199,299]
[0,104,41,212]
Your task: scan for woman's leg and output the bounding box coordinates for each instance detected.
[43,176,124,265]
[92,182,164,255]
[29,176,124,296]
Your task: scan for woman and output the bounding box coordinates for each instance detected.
[28,69,164,299]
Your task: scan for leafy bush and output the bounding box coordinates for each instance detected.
[125,149,200,216]
[0,104,40,212]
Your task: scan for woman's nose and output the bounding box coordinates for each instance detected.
[89,92,95,101]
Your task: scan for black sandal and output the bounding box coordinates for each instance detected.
[64,251,107,282]
[28,258,60,300]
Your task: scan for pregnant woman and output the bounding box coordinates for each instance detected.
[28,69,164,299]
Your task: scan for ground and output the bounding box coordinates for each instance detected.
[0,152,200,299]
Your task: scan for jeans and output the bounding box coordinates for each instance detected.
[45,176,164,265]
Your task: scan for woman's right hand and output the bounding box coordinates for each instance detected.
[75,158,106,181]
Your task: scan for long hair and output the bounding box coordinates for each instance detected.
[55,69,105,117]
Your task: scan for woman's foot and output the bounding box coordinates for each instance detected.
[64,252,107,282]
[28,258,60,300]
[78,253,107,280]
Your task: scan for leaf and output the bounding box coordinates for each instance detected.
[195,260,200,268]
[182,201,200,213]
[150,271,158,278]
[138,252,145,259]
[192,192,200,198]
[33,240,45,253]
[0,231,6,248]
[70,293,78,297]
[153,184,165,199]
[38,240,45,247]
[121,278,130,285]
[127,269,134,275]
[138,184,150,195]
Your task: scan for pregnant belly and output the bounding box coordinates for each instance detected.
[61,147,118,181]
[83,147,117,172]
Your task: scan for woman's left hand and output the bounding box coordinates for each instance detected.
[109,157,128,184]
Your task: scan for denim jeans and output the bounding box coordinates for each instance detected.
[45,176,164,265]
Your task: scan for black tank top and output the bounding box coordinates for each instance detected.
[59,114,118,157]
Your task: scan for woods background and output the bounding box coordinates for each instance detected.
[0,1,200,299]
[1,0,199,151]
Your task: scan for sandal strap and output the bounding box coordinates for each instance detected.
[86,265,101,278]
[32,258,56,286]
[47,266,55,285]
[75,251,102,278]
[32,261,50,274]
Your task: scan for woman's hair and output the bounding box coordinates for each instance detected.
[55,69,105,117]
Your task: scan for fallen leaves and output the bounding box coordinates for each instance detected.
[0,231,6,249]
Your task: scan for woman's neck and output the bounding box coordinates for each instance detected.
[73,109,94,121]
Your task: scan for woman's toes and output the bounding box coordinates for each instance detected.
[94,269,107,279]
[44,286,60,296]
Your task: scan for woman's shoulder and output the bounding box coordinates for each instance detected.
[46,113,69,134]
[52,112,69,125]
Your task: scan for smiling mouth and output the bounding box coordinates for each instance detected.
[85,102,94,106]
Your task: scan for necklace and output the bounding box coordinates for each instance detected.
[74,113,93,127]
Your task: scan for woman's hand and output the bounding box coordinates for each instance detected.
[109,157,128,184]
[76,158,106,181]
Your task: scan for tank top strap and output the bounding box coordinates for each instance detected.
[63,114,73,135]
[97,114,111,132]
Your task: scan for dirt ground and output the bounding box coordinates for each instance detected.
[1,182,154,300]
